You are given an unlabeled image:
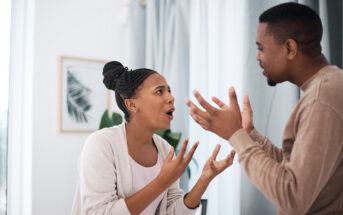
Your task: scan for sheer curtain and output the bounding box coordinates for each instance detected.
[128,0,191,190]
[129,0,190,138]
[188,1,246,214]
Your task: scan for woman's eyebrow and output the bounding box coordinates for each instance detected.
[154,85,171,90]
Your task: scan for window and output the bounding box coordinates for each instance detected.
[0,0,12,214]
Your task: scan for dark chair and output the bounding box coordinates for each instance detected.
[200,199,207,215]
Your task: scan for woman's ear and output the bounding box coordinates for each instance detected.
[124,99,137,113]
[285,39,297,60]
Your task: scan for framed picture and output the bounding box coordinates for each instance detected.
[58,56,110,132]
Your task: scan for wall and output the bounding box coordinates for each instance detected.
[31,0,128,214]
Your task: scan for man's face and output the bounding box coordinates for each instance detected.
[256,23,290,86]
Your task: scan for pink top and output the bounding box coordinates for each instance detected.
[129,153,166,215]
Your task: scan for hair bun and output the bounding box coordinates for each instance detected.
[103,61,126,90]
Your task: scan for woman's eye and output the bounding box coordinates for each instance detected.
[156,89,163,95]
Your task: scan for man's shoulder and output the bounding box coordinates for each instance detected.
[316,65,343,116]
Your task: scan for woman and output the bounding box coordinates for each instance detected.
[72,61,235,215]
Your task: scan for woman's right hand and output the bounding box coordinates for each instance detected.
[157,138,199,186]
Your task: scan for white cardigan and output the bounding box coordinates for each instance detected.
[71,123,197,215]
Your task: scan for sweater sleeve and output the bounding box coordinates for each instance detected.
[79,132,131,215]
[229,102,343,214]
[249,128,283,162]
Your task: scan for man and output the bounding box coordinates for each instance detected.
[186,2,343,215]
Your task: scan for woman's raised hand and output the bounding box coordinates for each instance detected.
[200,144,235,181]
[157,138,199,186]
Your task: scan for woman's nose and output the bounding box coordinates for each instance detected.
[168,93,174,104]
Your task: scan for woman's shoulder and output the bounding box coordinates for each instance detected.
[82,123,126,154]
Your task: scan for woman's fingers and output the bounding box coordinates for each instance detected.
[177,138,189,160]
[166,147,174,161]
[184,141,199,164]
[210,144,221,161]
[226,150,236,165]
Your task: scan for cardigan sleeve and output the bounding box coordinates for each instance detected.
[155,138,199,215]
[78,132,131,215]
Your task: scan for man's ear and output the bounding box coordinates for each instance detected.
[124,99,137,113]
[285,39,297,60]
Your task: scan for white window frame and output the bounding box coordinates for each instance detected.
[7,0,35,214]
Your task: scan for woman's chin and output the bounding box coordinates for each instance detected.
[158,123,171,130]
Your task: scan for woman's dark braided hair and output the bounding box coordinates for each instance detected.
[102,61,157,122]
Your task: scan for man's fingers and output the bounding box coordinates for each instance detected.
[212,97,228,109]
[184,141,199,164]
[210,144,221,161]
[185,99,208,119]
[243,94,252,112]
[189,109,210,129]
[193,90,216,113]
[228,87,240,110]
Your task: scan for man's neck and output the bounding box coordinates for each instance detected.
[291,54,329,87]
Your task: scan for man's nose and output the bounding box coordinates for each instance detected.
[256,52,261,61]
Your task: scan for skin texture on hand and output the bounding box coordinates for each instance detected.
[184,144,236,209]
[185,87,243,140]
[201,144,236,181]
[241,94,254,134]
[157,138,199,184]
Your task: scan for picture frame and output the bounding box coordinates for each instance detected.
[58,56,110,133]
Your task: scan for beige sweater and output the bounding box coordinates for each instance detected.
[229,65,343,214]
[71,123,197,215]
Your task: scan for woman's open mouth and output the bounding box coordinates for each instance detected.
[166,108,174,120]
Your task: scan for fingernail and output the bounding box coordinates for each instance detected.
[229,87,235,92]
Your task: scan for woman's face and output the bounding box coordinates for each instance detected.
[129,73,175,130]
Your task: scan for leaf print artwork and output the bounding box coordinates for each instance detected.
[66,69,92,123]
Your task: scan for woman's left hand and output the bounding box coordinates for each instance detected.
[200,144,235,181]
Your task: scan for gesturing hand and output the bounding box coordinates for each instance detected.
[241,94,254,134]
[185,87,242,140]
[158,138,199,186]
[201,144,236,181]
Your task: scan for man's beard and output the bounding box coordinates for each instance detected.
[267,78,277,86]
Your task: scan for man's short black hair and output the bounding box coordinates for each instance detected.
[259,2,323,57]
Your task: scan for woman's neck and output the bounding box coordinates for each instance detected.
[125,120,155,148]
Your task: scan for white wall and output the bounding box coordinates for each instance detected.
[31,0,128,214]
